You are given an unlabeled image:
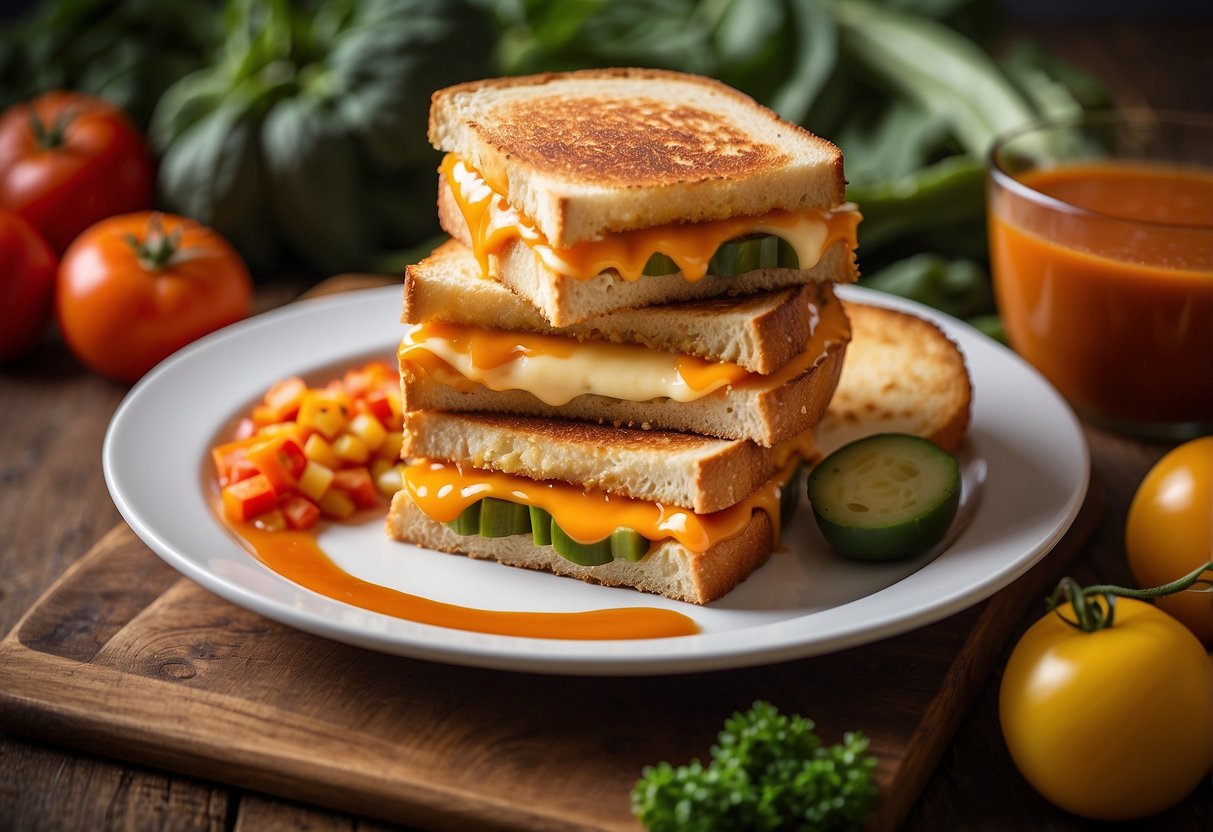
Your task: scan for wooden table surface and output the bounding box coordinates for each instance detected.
[2,17,1211,832]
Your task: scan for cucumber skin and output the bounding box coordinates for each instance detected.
[550,521,614,566]
[529,506,553,546]
[813,485,959,560]
[445,500,482,536]
[444,498,652,565]
[479,497,531,538]
[642,234,798,277]
[807,433,961,561]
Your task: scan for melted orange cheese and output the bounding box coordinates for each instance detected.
[398,285,850,406]
[403,452,807,554]
[441,154,861,283]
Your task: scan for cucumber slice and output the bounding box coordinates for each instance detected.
[780,462,804,525]
[610,528,649,562]
[479,497,531,538]
[445,500,482,536]
[807,434,960,561]
[642,252,680,276]
[529,506,553,546]
[708,235,799,276]
[640,234,798,278]
[550,520,614,566]
[446,500,651,565]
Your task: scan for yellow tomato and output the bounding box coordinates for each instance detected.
[1126,436,1213,644]
[999,598,1213,822]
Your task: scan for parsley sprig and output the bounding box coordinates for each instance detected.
[631,700,878,831]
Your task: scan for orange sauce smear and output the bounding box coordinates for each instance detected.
[990,161,1213,424]
[228,521,699,640]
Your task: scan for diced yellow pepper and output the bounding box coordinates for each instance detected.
[297,391,348,439]
[376,429,403,461]
[297,460,335,501]
[256,421,302,439]
[318,488,356,519]
[304,434,341,469]
[332,433,369,464]
[346,412,387,451]
[384,387,403,426]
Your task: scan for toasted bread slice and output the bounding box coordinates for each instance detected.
[429,68,845,248]
[404,337,845,449]
[436,182,859,326]
[386,490,773,605]
[817,302,972,454]
[405,240,824,374]
[401,411,813,515]
[401,284,849,449]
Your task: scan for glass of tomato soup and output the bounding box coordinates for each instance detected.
[988,112,1213,440]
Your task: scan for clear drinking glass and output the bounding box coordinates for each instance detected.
[987,111,1213,441]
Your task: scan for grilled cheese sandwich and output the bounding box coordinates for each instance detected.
[429,67,860,324]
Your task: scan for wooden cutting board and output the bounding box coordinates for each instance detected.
[0,489,1098,832]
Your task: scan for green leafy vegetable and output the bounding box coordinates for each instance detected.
[631,700,878,832]
[0,0,216,130]
[151,0,494,274]
[832,0,1036,157]
[863,252,992,320]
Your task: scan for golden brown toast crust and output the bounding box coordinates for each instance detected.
[430,68,846,246]
[484,96,790,189]
[818,302,972,454]
[416,411,728,454]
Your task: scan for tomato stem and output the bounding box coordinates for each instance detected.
[1047,561,1213,632]
[28,107,74,150]
[126,214,183,271]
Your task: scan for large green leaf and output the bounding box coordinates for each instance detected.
[833,0,1035,156]
[261,94,373,273]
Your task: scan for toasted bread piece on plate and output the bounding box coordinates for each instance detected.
[818,301,972,454]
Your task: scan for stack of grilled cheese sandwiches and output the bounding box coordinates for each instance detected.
[387,68,863,604]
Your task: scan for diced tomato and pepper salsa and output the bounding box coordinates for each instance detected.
[212,360,404,531]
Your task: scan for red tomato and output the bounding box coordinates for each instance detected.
[0,92,153,252]
[0,210,58,361]
[57,211,253,383]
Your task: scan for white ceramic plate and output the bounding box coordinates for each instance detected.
[103,285,1088,676]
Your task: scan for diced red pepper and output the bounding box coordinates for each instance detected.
[280,494,321,531]
[332,466,379,509]
[212,436,266,486]
[364,388,394,425]
[264,375,306,417]
[246,436,307,494]
[222,474,278,522]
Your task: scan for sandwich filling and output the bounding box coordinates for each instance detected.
[403,431,816,556]
[400,284,849,406]
[441,154,861,283]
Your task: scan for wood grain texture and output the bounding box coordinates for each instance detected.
[0,491,1098,832]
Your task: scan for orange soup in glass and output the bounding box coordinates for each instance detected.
[988,112,1213,439]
